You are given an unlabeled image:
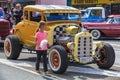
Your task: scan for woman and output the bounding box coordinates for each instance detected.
[35,21,49,74]
[13,3,22,25]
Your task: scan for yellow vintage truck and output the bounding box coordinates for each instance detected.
[4,5,115,74]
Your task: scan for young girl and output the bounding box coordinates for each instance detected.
[35,21,49,74]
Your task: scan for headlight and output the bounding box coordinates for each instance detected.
[95,41,104,48]
[70,44,74,49]
[67,42,74,50]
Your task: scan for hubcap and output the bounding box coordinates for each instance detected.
[51,52,60,68]
[98,48,108,64]
[93,32,98,37]
[5,41,11,54]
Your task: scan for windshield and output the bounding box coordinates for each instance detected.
[45,13,80,21]
[82,9,102,18]
[106,17,120,24]
[82,9,89,18]
[0,10,4,19]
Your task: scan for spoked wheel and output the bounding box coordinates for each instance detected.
[5,39,11,56]
[48,45,68,74]
[4,35,22,59]
[90,30,101,40]
[97,48,108,64]
[96,43,115,69]
[50,51,61,70]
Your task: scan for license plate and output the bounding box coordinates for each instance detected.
[80,57,92,63]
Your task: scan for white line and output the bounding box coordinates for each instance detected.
[0,58,120,77]
[0,59,64,80]
[67,66,120,77]
[111,43,120,47]
[0,59,40,75]
[114,65,120,68]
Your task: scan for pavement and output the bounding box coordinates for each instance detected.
[0,37,120,80]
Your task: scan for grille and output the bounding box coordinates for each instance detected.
[78,36,93,63]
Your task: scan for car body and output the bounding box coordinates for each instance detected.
[82,15,120,39]
[82,7,106,22]
[4,5,115,74]
[0,8,12,46]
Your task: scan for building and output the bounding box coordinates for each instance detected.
[36,0,66,5]
[68,0,120,14]
[0,0,9,8]
[13,0,35,7]
[0,0,14,12]
[70,0,120,9]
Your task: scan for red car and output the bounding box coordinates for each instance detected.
[0,7,12,47]
[82,15,120,39]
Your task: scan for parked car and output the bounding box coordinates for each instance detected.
[0,7,12,47]
[4,5,115,74]
[80,9,86,16]
[82,15,120,39]
[0,19,12,47]
[82,7,106,22]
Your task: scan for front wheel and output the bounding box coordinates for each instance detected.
[48,45,68,74]
[96,43,115,69]
[90,30,101,40]
[4,35,22,59]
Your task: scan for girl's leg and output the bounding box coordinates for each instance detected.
[36,51,42,70]
[42,50,48,72]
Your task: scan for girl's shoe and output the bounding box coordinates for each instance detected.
[36,70,41,74]
[44,71,50,74]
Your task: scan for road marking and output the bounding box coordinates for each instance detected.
[0,59,40,75]
[111,43,120,47]
[94,41,120,47]
[0,58,120,77]
[114,65,120,68]
[68,66,120,77]
[0,59,64,80]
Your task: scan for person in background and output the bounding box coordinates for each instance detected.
[35,21,50,74]
[4,7,13,28]
[13,3,22,25]
[105,6,111,18]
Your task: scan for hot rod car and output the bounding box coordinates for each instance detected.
[4,5,115,74]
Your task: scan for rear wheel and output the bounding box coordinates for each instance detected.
[96,43,115,69]
[4,35,22,59]
[48,45,68,74]
[90,30,101,40]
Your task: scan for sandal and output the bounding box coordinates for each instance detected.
[44,71,50,74]
[36,70,41,74]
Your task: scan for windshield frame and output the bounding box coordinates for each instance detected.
[44,12,81,22]
[106,17,120,24]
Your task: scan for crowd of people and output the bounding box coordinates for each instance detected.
[3,3,23,27]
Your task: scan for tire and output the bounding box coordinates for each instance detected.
[90,30,101,40]
[4,35,22,59]
[96,43,115,69]
[48,45,68,74]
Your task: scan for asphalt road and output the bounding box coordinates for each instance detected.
[0,37,120,80]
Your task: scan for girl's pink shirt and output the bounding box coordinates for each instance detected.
[35,31,48,50]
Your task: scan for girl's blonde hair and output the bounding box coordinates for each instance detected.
[39,21,46,28]
[36,21,46,32]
